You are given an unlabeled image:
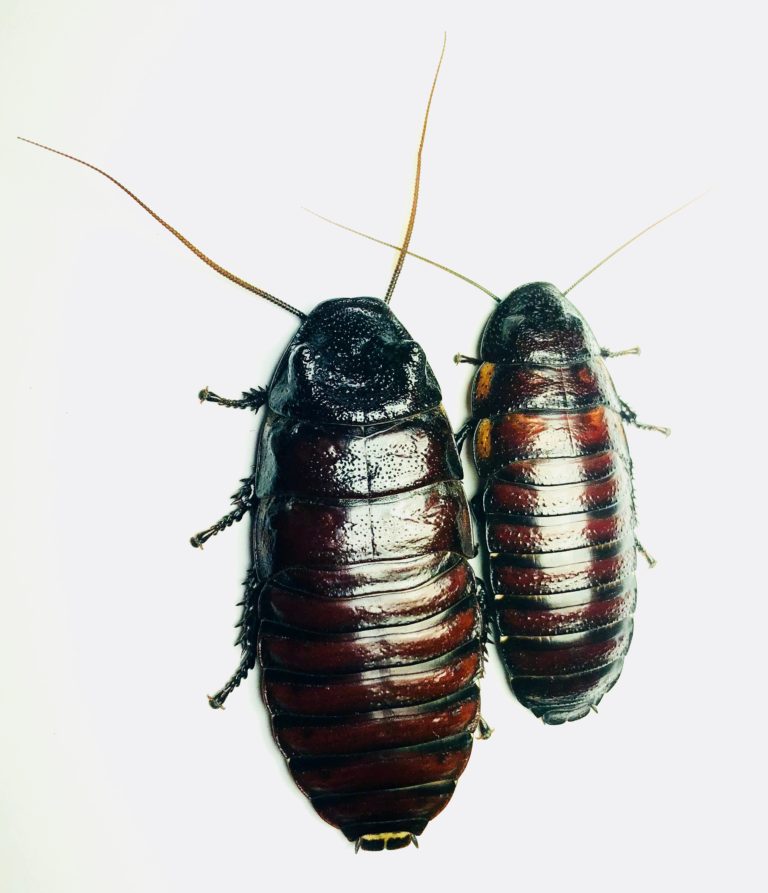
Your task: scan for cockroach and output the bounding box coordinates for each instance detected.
[312,196,698,724]
[21,38,489,849]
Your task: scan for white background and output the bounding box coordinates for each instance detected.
[1,2,766,891]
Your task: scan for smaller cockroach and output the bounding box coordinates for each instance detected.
[312,194,700,723]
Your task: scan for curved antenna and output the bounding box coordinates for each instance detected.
[307,208,501,303]
[384,34,445,305]
[563,193,705,295]
[18,137,307,320]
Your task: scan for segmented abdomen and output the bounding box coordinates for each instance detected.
[472,359,636,724]
[253,406,483,844]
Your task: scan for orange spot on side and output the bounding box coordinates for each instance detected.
[475,418,493,461]
[585,406,604,424]
[474,363,496,402]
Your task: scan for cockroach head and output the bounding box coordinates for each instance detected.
[269,297,441,424]
[480,282,601,364]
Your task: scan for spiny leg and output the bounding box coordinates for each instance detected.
[192,384,265,546]
[208,649,256,710]
[619,398,671,436]
[190,476,256,548]
[199,386,266,411]
[475,577,495,654]
[474,577,494,739]
[636,537,657,568]
[208,573,259,709]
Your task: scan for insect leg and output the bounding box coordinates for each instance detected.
[635,538,658,568]
[475,716,494,740]
[190,477,256,548]
[455,418,477,452]
[208,572,260,709]
[453,353,481,365]
[475,577,498,649]
[473,577,494,739]
[618,398,671,436]
[601,346,641,358]
[198,387,266,411]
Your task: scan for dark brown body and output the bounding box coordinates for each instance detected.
[470,283,635,724]
[241,298,483,849]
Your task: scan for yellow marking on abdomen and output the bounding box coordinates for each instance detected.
[475,418,493,461]
[474,362,496,401]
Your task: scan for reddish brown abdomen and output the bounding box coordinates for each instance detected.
[472,360,636,724]
[254,406,482,841]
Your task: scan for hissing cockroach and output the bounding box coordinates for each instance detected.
[314,198,698,724]
[21,38,488,850]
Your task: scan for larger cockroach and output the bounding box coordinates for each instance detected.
[21,39,488,850]
[314,197,697,724]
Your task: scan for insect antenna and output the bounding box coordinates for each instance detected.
[563,193,706,295]
[384,33,446,305]
[306,208,501,303]
[17,136,307,319]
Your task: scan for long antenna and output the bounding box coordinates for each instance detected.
[563,194,705,295]
[384,33,446,304]
[18,136,307,320]
[307,208,501,302]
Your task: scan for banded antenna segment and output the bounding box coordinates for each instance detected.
[18,136,306,320]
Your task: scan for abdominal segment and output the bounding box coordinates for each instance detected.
[473,359,636,724]
[255,405,483,842]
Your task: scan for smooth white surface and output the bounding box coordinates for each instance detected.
[1,2,765,891]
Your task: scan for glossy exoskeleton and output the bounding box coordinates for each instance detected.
[316,201,694,724]
[213,296,484,848]
[464,283,640,723]
[21,38,488,850]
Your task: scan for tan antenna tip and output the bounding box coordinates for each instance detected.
[563,192,708,295]
[384,34,446,305]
